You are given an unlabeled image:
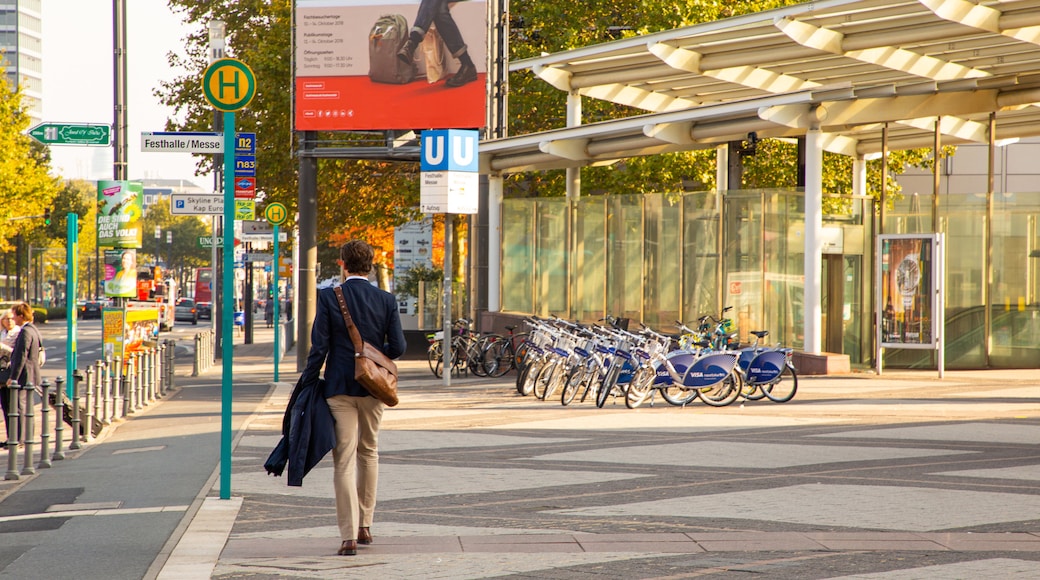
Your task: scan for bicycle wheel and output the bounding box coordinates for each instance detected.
[483,338,513,378]
[427,342,443,377]
[543,362,570,401]
[467,337,489,377]
[560,364,587,406]
[625,366,654,409]
[697,373,742,407]
[596,366,621,408]
[512,333,531,371]
[516,359,542,396]
[762,365,798,403]
[532,359,558,400]
[741,373,766,401]
[660,383,698,406]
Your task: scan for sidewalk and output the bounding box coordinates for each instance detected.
[159,342,1040,579]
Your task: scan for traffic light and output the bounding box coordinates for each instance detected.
[43,207,51,225]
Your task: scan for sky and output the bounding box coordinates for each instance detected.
[41,0,212,188]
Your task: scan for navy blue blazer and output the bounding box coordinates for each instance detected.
[301,279,406,399]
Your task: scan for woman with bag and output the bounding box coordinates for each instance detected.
[4,303,43,445]
[0,309,22,443]
[299,240,406,556]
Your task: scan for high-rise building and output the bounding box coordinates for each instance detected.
[0,0,43,125]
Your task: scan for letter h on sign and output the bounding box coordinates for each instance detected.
[421,130,479,173]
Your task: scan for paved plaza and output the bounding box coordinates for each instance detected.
[3,332,1039,579]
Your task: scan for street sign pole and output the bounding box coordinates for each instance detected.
[220,111,236,499]
[264,203,288,383]
[273,224,280,382]
[67,214,79,399]
[204,57,256,501]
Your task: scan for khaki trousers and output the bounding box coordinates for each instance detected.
[327,394,384,541]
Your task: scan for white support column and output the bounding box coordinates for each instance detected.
[715,144,729,193]
[488,174,504,312]
[804,128,824,354]
[852,157,867,198]
[566,91,582,201]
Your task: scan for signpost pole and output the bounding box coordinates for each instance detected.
[67,214,79,398]
[273,225,280,382]
[220,112,236,500]
[203,56,256,501]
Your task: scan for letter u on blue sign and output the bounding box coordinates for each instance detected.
[421,129,479,172]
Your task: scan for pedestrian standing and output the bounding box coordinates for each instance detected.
[0,309,22,443]
[298,240,406,556]
[4,303,43,444]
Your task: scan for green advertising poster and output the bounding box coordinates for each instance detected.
[104,249,138,298]
[97,180,144,248]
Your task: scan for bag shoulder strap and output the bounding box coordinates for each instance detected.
[333,286,365,352]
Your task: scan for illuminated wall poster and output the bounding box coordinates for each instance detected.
[877,234,942,348]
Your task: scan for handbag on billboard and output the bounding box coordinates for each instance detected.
[333,286,399,407]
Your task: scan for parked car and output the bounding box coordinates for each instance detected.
[175,298,198,325]
[196,301,212,320]
[79,300,105,320]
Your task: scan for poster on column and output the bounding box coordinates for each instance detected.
[294,0,487,130]
[878,234,939,348]
[97,180,144,248]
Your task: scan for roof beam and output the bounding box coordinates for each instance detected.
[920,0,1040,45]
[539,139,590,161]
[649,42,820,94]
[816,90,1000,127]
[581,83,700,112]
[774,16,989,81]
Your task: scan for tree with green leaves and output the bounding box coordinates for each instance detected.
[0,65,61,254]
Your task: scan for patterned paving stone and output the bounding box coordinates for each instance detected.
[812,423,1040,445]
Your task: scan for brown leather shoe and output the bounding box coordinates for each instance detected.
[358,527,373,545]
[337,540,357,556]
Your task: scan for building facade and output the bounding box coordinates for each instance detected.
[0,0,43,125]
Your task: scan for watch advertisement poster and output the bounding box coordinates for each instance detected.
[877,234,939,348]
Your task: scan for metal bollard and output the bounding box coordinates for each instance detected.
[148,347,157,403]
[105,359,116,422]
[5,385,18,480]
[38,380,51,468]
[125,355,135,416]
[21,383,36,476]
[145,350,153,405]
[166,339,176,391]
[102,358,113,424]
[71,370,83,450]
[53,376,65,461]
[155,342,164,397]
[192,334,200,376]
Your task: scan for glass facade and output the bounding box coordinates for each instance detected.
[501,188,1040,369]
[883,191,1040,369]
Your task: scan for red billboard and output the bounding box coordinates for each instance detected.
[295,0,487,131]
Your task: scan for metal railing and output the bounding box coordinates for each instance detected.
[4,339,179,480]
[193,329,215,376]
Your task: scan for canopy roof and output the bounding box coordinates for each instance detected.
[480,0,1040,173]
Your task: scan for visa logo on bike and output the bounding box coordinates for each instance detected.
[688,371,727,381]
[421,130,479,172]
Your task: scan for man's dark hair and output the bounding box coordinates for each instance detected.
[340,240,374,275]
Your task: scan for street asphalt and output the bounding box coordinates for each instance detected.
[2,322,1039,579]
